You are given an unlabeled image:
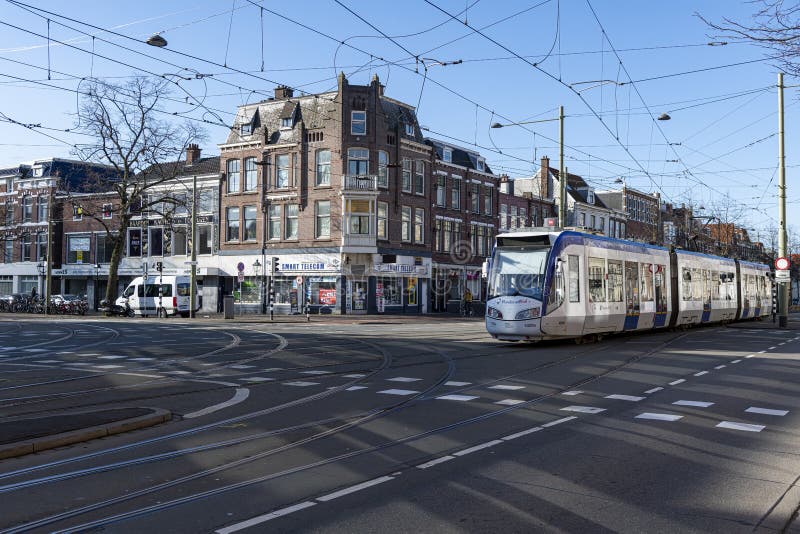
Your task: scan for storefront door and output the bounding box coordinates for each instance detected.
[351,280,367,314]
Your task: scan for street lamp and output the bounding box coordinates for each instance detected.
[491,106,566,226]
[657,113,671,121]
[93,263,100,312]
[146,34,167,47]
[253,259,262,314]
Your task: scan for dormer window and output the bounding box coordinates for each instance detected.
[477,158,485,172]
[443,148,452,163]
[351,110,366,135]
[405,123,414,136]
[240,123,252,135]
[281,117,292,129]
[32,167,43,177]
[587,191,595,204]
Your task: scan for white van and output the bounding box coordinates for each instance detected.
[116,275,196,318]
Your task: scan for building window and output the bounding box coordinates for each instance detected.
[171,228,187,256]
[477,158,485,171]
[599,216,605,232]
[579,212,586,226]
[127,228,142,257]
[401,206,411,242]
[471,183,480,213]
[149,227,164,257]
[377,151,389,188]
[285,204,298,240]
[401,158,412,193]
[590,214,596,228]
[436,175,446,206]
[226,207,240,241]
[244,206,258,241]
[268,205,281,240]
[36,232,47,261]
[0,275,10,294]
[37,195,48,222]
[281,117,292,129]
[348,199,371,235]
[414,160,424,195]
[520,207,527,227]
[351,110,366,135]
[316,149,331,186]
[483,186,492,215]
[3,239,12,263]
[226,159,240,193]
[443,220,452,253]
[19,275,37,295]
[197,225,213,255]
[348,148,369,176]
[99,203,112,219]
[414,208,424,244]
[315,201,330,238]
[405,123,414,136]
[244,157,258,191]
[443,147,452,163]
[451,177,461,209]
[66,234,90,264]
[275,154,289,188]
[20,234,31,261]
[22,196,33,223]
[500,204,508,230]
[4,201,13,225]
[377,201,388,239]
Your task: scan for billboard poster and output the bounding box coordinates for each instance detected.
[319,288,336,306]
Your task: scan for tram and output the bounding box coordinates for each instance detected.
[484,229,772,342]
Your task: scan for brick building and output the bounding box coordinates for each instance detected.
[597,186,661,243]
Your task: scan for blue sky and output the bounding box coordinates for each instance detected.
[0,0,795,242]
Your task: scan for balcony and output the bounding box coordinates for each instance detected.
[342,233,377,249]
[343,175,377,192]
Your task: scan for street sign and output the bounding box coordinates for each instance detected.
[776,257,790,270]
[776,269,790,281]
[237,261,245,272]
[237,271,245,283]
[296,276,303,285]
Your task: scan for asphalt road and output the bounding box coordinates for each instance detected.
[0,315,799,533]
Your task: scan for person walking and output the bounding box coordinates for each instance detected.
[463,287,473,317]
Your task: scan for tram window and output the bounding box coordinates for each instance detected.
[568,255,580,303]
[625,261,639,312]
[692,268,703,301]
[711,270,720,299]
[703,269,712,302]
[588,257,606,303]
[682,268,693,300]
[608,260,624,302]
[548,260,565,310]
[654,264,667,312]
[640,263,654,302]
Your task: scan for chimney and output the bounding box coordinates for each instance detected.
[274,85,294,99]
[371,74,385,96]
[186,143,201,165]
[540,156,550,198]
[499,174,513,195]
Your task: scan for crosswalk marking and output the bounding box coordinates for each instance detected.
[673,400,714,408]
[636,413,683,421]
[437,394,478,401]
[378,389,418,396]
[605,394,644,402]
[746,407,788,416]
[717,421,764,432]
[561,405,605,414]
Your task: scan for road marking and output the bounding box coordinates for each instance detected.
[301,370,330,375]
[94,365,125,369]
[746,354,755,358]
[216,501,316,533]
[98,355,127,360]
[669,379,686,386]
[387,377,422,382]
[417,456,455,469]
[317,476,395,502]
[33,360,61,363]
[542,416,577,427]
[377,389,418,396]
[243,377,273,382]
[164,370,191,375]
[694,371,709,376]
[453,439,504,456]
[444,381,471,386]
[496,399,525,406]
[263,367,285,372]
[119,372,163,378]
[746,407,789,416]
[644,387,664,394]
[731,359,742,364]
[129,357,155,361]
[345,386,367,391]
[185,388,250,419]
[636,413,683,421]
[605,394,645,402]
[673,400,714,408]
[779,342,786,346]
[502,426,543,440]
[717,421,764,432]
[714,365,726,370]
[284,381,320,387]
[561,390,583,396]
[229,365,255,370]
[489,385,525,391]
[561,406,606,414]
[437,394,478,401]
[343,373,366,378]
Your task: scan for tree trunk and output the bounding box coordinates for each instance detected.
[105,216,130,305]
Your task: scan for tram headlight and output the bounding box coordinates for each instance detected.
[487,307,503,319]
[515,307,540,320]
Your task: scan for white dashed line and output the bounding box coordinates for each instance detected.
[317,476,395,502]
[644,387,664,394]
[759,350,767,353]
[437,394,478,401]
[768,346,777,350]
[669,379,686,386]
[636,413,683,421]
[130,358,155,361]
[98,356,127,360]
[673,400,714,408]
[495,399,525,406]
[746,407,788,416]
[746,354,755,358]
[502,426,543,440]
[714,365,726,370]
[542,416,577,427]
[561,390,583,396]
[377,389,419,396]
[717,421,764,432]
[33,360,61,363]
[453,440,504,457]
[387,377,422,382]
[243,377,274,382]
[489,385,525,391]
[119,372,163,378]
[301,370,330,375]
[694,371,709,376]
[345,386,367,391]
[342,374,366,378]
[417,456,455,469]
[94,365,124,370]
[561,406,606,414]
[164,370,191,375]
[216,501,316,533]
[284,381,320,387]
[444,381,471,386]
[229,365,255,370]
[731,359,742,364]
[605,394,645,402]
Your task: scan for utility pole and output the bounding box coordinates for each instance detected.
[778,72,789,328]
[44,187,53,315]
[558,105,566,227]
[190,174,197,319]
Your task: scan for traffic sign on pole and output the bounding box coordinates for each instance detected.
[296,276,303,285]
[776,269,790,281]
[776,257,790,270]
[237,271,245,283]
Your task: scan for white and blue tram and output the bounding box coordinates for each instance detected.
[485,229,772,342]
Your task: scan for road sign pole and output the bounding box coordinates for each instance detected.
[778,73,789,327]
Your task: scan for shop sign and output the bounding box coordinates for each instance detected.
[319,288,336,305]
[374,263,415,273]
[281,262,329,272]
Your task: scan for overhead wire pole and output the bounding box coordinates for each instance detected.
[559,105,565,227]
[778,72,789,328]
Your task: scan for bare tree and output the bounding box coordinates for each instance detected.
[72,77,204,306]
[698,1,800,76]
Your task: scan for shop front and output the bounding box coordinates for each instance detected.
[371,255,430,314]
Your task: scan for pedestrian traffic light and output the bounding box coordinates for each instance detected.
[271,256,279,274]
[155,261,163,272]
[268,279,276,303]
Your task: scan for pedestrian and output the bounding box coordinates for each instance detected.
[463,287,473,317]
[30,286,37,301]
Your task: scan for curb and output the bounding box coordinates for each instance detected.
[0,407,172,460]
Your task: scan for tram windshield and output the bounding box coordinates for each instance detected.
[488,246,551,301]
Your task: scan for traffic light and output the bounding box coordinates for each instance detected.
[155,261,163,272]
[268,279,276,304]
[271,256,279,274]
